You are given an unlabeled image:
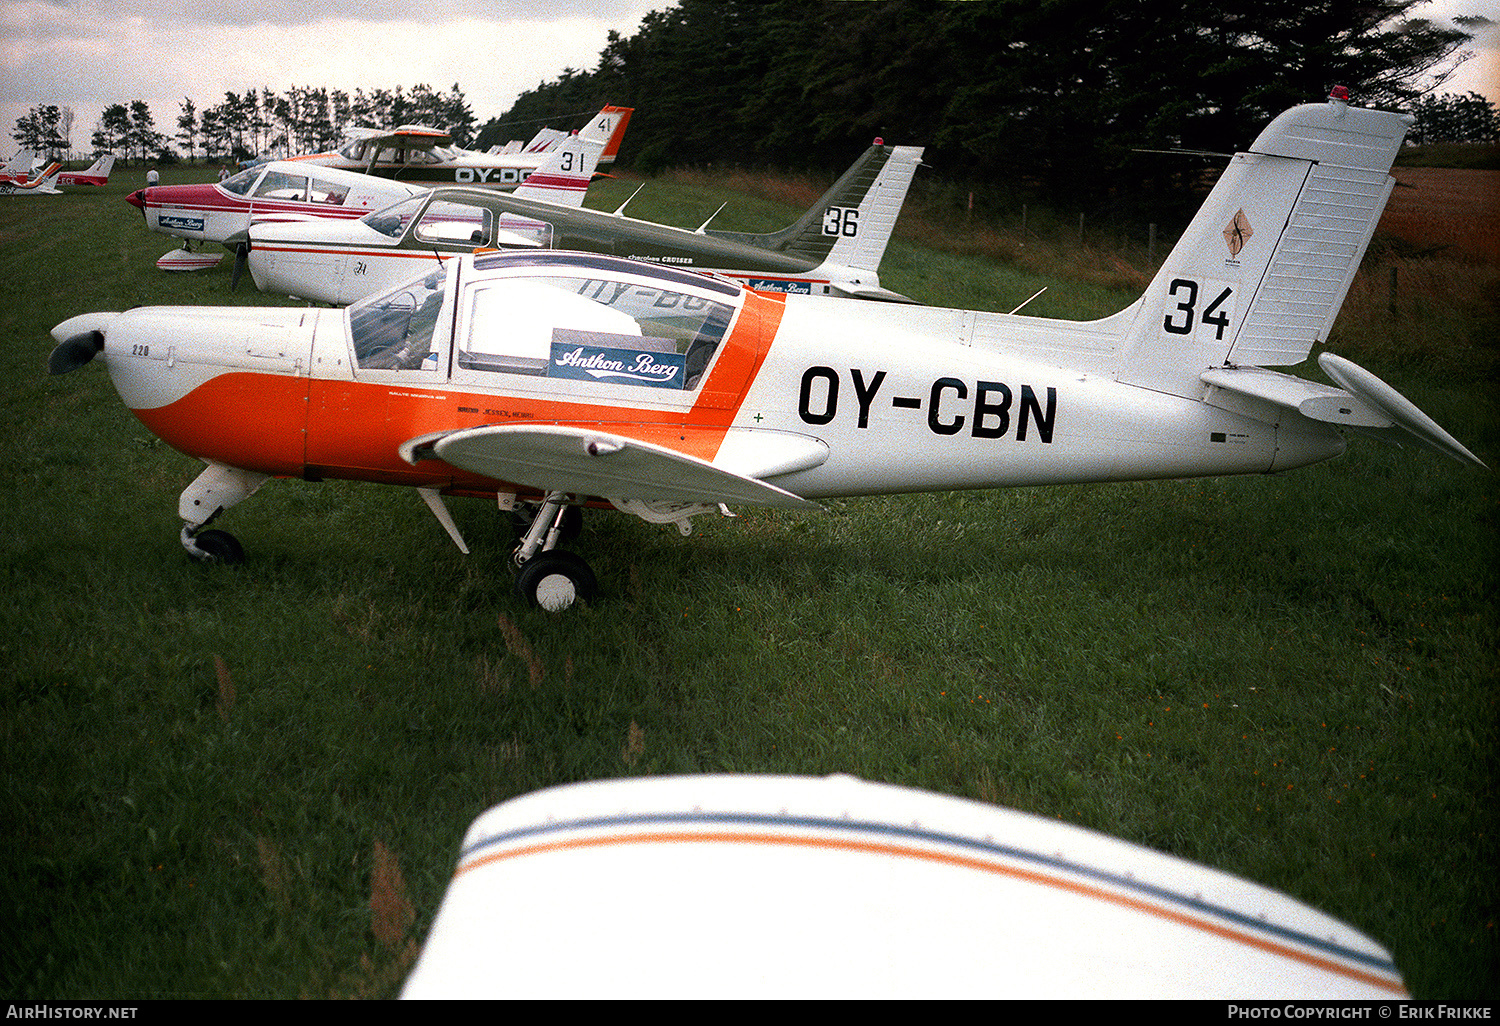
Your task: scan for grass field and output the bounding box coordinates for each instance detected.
[1,163,1496,999]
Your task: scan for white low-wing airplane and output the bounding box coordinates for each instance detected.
[245,140,923,305]
[0,161,63,195]
[125,130,607,276]
[401,774,1408,998]
[48,95,1485,609]
[0,152,114,190]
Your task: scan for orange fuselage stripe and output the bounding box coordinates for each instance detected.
[130,291,787,489]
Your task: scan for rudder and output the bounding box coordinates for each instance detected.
[1117,95,1412,399]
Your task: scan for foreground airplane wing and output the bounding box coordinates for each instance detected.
[401,424,820,510]
[400,774,1408,998]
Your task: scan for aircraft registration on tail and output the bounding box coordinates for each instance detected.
[48,94,1486,610]
[245,140,924,305]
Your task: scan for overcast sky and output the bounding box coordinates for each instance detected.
[1,0,1495,157]
[0,0,671,153]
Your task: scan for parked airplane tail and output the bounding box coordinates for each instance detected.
[1107,92,1484,468]
[58,154,115,187]
[579,106,633,167]
[0,161,63,195]
[2,149,36,175]
[512,134,603,207]
[706,142,924,287]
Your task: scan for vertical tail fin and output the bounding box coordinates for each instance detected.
[512,133,603,207]
[579,106,633,167]
[58,154,115,187]
[1116,96,1412,398]
[2,149,36,175]
[705,141,924,280]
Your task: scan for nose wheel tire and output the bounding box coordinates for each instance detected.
[184,528,245,564]
[514,550,596,611]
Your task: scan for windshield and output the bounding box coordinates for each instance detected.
[219,167,261,196]
[362,195,426,239]
[348,264,449,370]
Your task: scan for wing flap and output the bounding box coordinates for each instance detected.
[403,424,820,509]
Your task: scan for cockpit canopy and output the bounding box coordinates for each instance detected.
[347,252,745,393]
[218,165,357,206]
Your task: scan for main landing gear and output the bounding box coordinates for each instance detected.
[510,492,595,611]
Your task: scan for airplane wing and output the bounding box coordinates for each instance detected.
[385,124,452,150]
[400,424,820,509]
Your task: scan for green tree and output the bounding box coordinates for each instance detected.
[176,98,198,162]
[128,100,164,162]
[91,103,130,159]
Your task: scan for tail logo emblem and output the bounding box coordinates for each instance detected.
[1223,209,1253,257]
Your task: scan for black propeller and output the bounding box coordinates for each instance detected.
[231,241,249,291]
[47,330,103,375]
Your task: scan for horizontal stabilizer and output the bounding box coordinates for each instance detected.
[1317,353,1487,468]
[1201,366,1391,428]
[1201,356,1486,469]
[401,424,820,509]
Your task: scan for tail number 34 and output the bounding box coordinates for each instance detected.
[1163,278,1235,343]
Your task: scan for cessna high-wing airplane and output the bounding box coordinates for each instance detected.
[127,161,427,270]
[48,95,1486,610]
[283,105,632,188]
[125,129,607,274]
[245,140,924,305]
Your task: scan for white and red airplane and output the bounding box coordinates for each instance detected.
[282,105,632,188]
[49,95,1485,610]
[0,161,63,195]
[1,153,115,193]
[56,154,116,187]
[401,774,1408,998]
[126,128,610,274]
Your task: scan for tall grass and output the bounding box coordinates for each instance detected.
[0,165,1494,999]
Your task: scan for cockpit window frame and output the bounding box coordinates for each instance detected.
[450,255,746,399]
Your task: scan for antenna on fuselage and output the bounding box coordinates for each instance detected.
[1008,287,1047,315]
[694,202,728,234]
[611,182,645,216]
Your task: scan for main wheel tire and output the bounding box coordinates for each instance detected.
[189,529,245,564]
[514,550,596,611]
